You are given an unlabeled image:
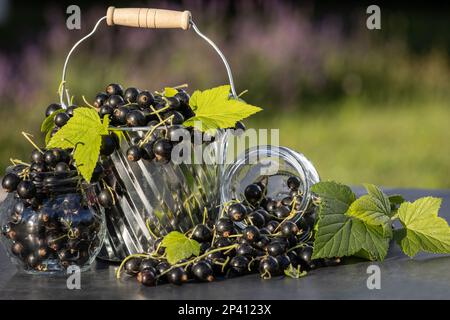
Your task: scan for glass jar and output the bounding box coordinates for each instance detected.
[98,129,227,261]
[0,171,105,274]
[221,145,320,227]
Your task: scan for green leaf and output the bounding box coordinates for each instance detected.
[311,181,391,261]
[396,197,450,257]
[311,181,356,217]
[161,231,200,265]
[389,195,405,206]
[47,107,108,182]
[164,87,178,98]
[40,109,65,133]
[183,85,262,132]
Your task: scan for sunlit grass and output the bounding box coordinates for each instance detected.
[247,100,450,189]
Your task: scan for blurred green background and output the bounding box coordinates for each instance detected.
[0,0,449,188]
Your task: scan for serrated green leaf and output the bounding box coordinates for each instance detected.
[312,181,391,261]
[396,197,450,257]
[47,107,108,182]
[164,87,178,98]
[161,231,200,265]
[41,109,65,133]
[183,85,262,132]
[311,181,356,217]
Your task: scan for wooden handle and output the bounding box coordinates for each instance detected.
[106,7,191,30]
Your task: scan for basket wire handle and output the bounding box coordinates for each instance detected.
[59,8,238,109]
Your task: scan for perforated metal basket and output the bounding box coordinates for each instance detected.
[58,7,236,261]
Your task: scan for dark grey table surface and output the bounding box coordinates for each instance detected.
[1,188,449,300]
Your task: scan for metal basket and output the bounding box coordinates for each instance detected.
[58,7,236,261]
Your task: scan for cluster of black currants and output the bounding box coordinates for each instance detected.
[92,83,195,165]
[119,176,339,287]
[1,152,103,272]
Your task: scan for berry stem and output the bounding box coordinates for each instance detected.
[21,132,43,154]
[82,96,96,109]
[115,253,152,279]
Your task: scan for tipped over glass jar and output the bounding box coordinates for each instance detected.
[221,145,320,234]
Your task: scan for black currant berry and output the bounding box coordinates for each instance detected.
[191,224,213,243]
[66,105,78,117]
[227,203,247,222]
[155,261,171,275]
[253,235,270,250]
[140,258,159,272]
[54,112,70,128]
[267,241,287,257]
[30,149,44,164]
[43,150,57,167]
[244,183,263,205]
[259,256,279,277]
[152,138,173,162]
[2,173,21,192]
[106,83,123,96]
[247,211,266,228]
[99,105,114,118]
[265,199,278,212]
[242,225,260,242]
[164,110,184,125]
[192,261,214,282]
[107,95,124,109]
[287,176,301,191]
[124,87,140,103]
[275,206,291,220]
[275,254,291,271]
[94,93,109,108]
[236,243,257,258]
[126,146,143,162]
[266,220,279,233]
[297,246,313,265]
[230,255,249,275]
[126,110,146,127]
[100,134,118,156]
[124,257,142,275]
[167,267,189,285]
[137,91,154,108]
[141,142,156,161]
[112,106,129,125]
[137,270,156,286]
[175,90,190,104]
[280,221,299,237]
[45,103,62,117]
[215,218,234,237]
[166,96,180,109]
[54,162,70,174]
[16,181,36,199]
[98,189,114,208]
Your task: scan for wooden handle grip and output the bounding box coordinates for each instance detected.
[106,7,191,30]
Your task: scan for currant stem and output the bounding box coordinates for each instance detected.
[21,132,43,154]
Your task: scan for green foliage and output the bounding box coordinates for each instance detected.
[183,85,262,132]
[161,231,201,265]
[47,108,109,182]
[312,181,450,261]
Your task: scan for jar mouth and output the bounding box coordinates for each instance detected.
[221,145,316,217]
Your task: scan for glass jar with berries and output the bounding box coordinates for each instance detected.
[0,157,106,274]
[221,145,320,239]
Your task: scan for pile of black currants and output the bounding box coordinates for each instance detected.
[117,176,339,286]
[92,83,243,164]
[1,148,104,272]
